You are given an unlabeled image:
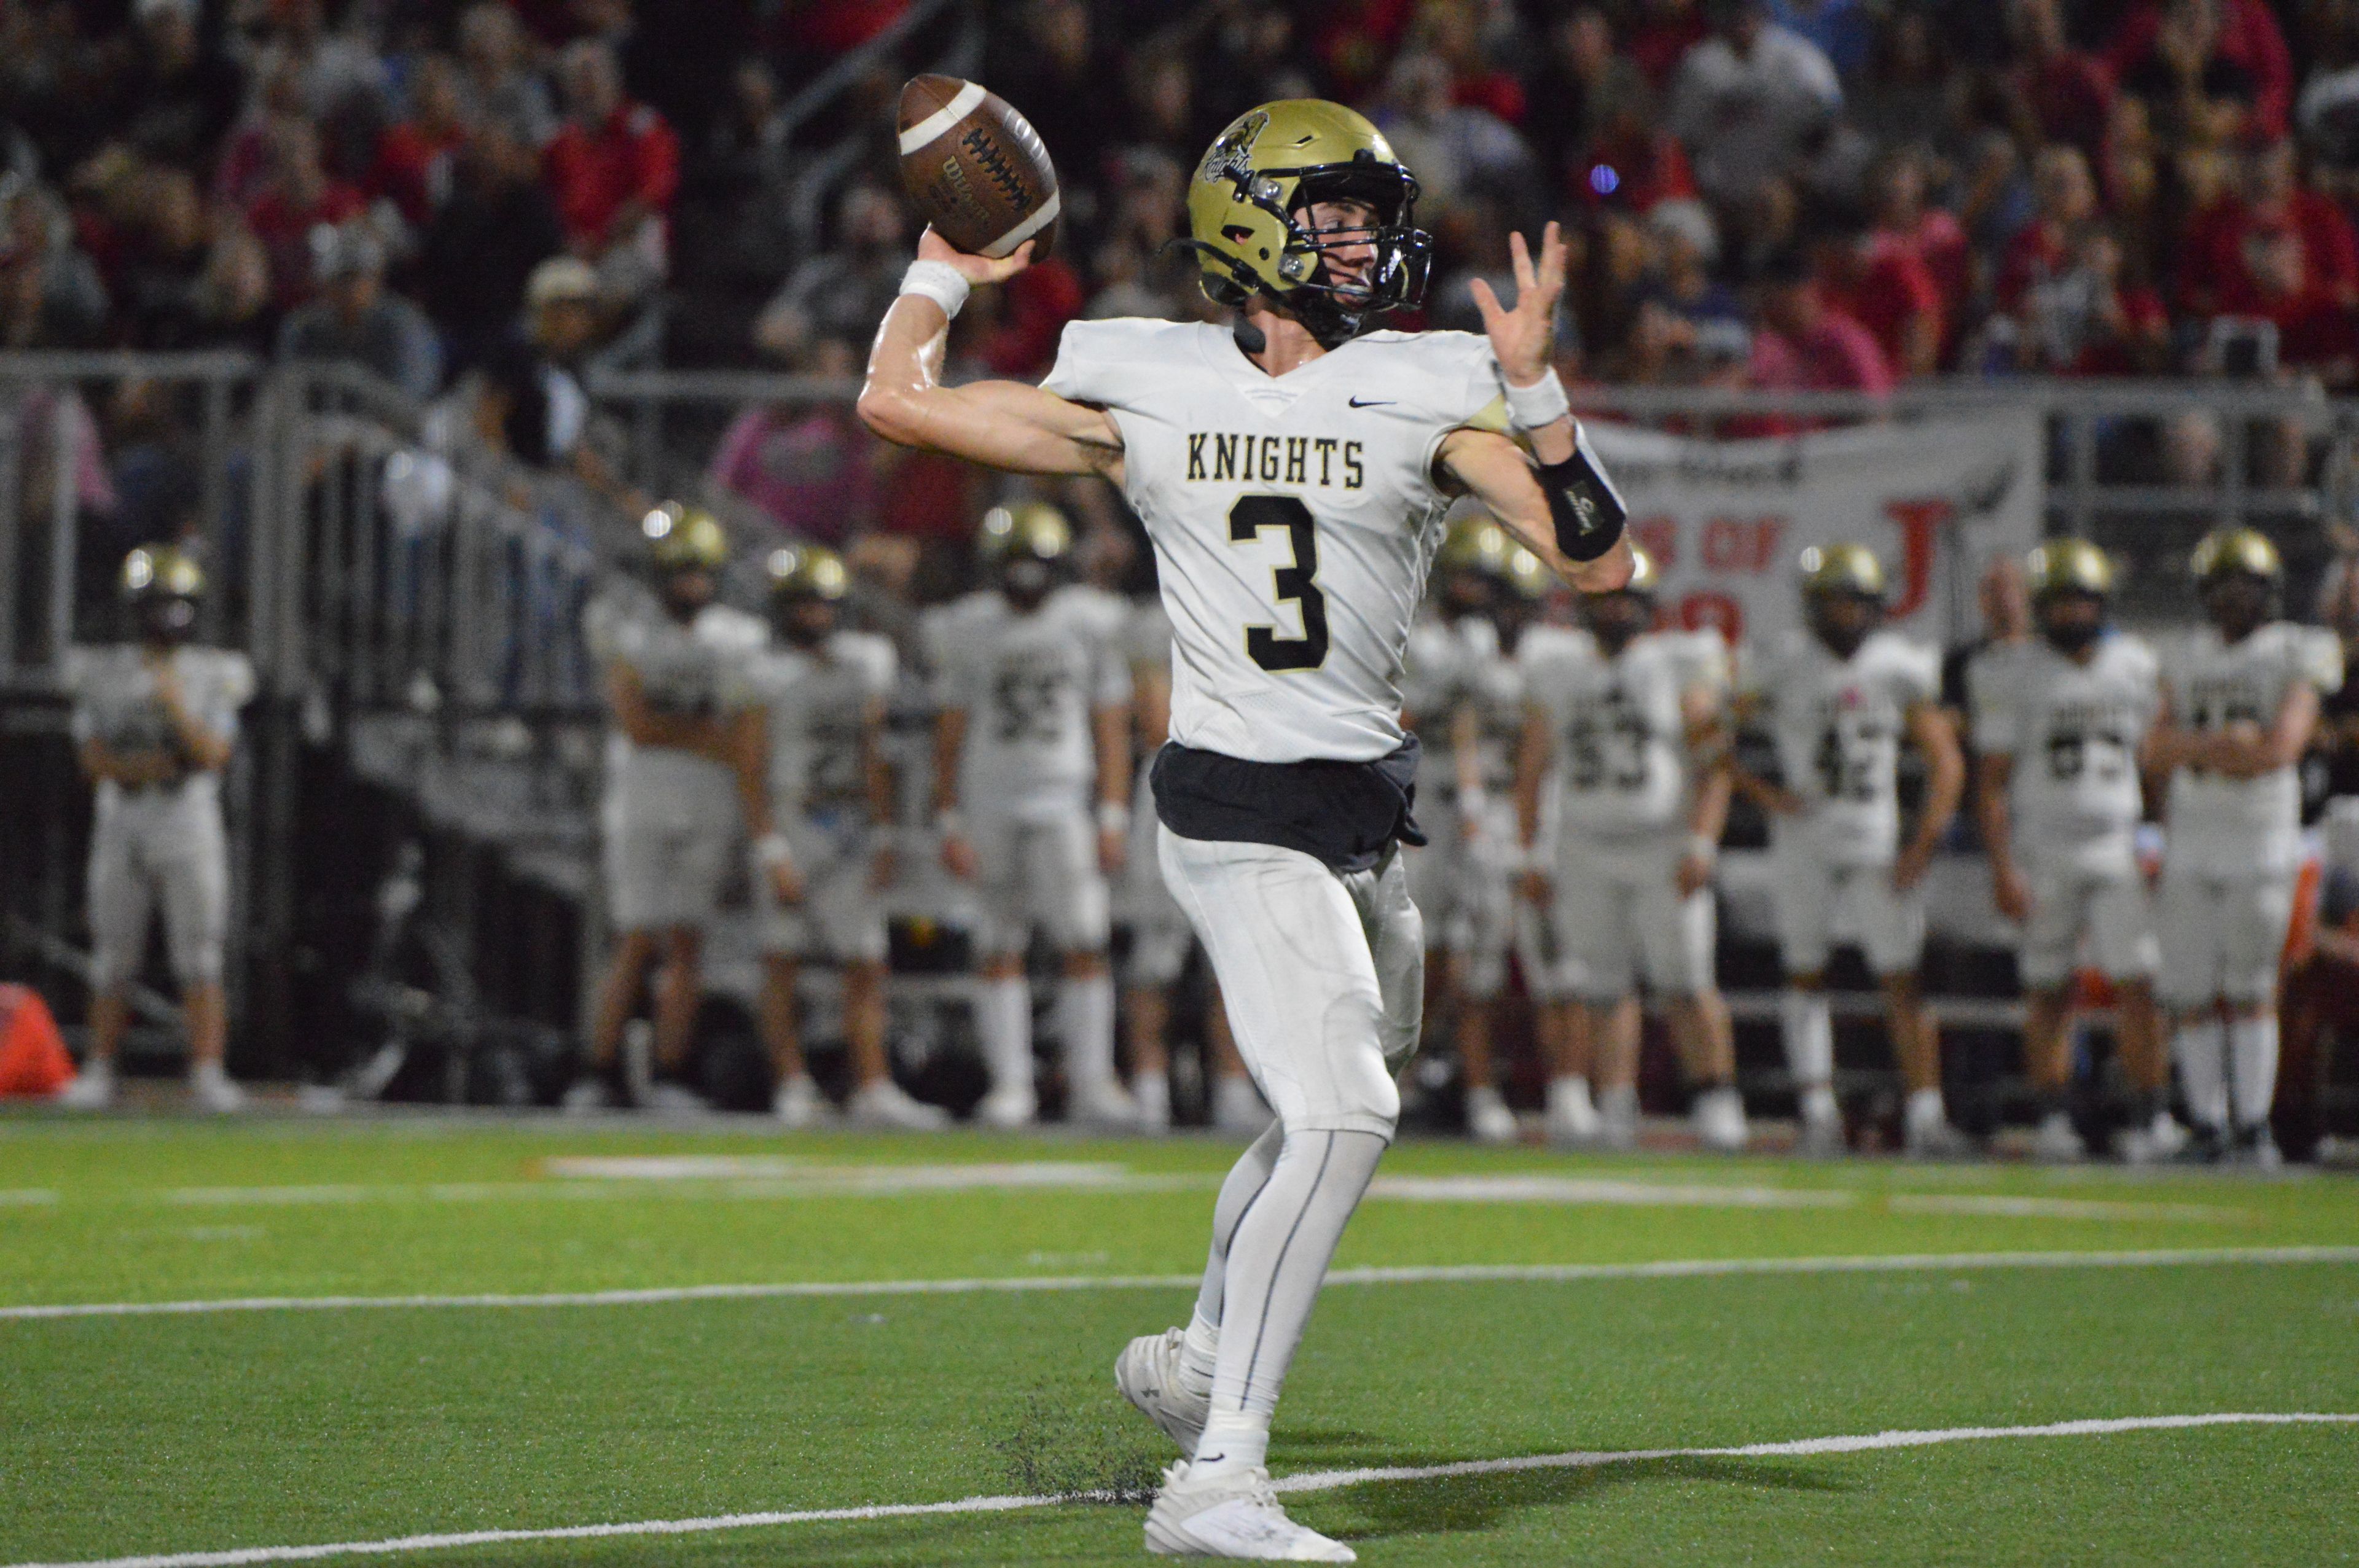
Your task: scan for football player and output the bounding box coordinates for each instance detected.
[57,546,255,1112]
[861,97,1629,1559]
[1515,547,1747,1152]
[1736,544,1969,1156]
[2149,528,2341,1166]
[1404,514,1537,1142]
[929,502,1135,1129]
[574,505,765,1110]
[737,544,945,1130]
[1970,539,2175,1162]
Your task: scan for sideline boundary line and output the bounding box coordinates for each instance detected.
[9,1413,2353,1567]
[5,1244,2358,1322]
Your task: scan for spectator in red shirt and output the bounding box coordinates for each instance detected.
[369,54,471,232]
[1864,146,1968,331]
[1628,0,1711,89]
[1812,206,1942,378]
[1997,143,2100,313]
[243,117,366,313]
[1747,247,1894,394]
[2179,138,2359,319]
[2105,0,2292,142]
[2239,227,2359,388]
[2014,224,2171,375]
[542,39,678,297]
[2004,0,2118,161]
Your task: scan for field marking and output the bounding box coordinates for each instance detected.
[0,1189,59,1206]
[6,1244,2358,1324]
[1887,1193,2253,1223]
[8,1412,2353,1568]
[1368,1175,1855,1209]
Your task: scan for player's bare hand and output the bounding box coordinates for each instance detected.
[1891,839,1935,893]
[915,225,1034,286]
[1098,827,1127,876]
[1675,850,1715,897]
[1517,868,1552,905]
[941,830,979,880]
[1468,221,1567,389]
[1992,860,2032,923]
[868,842,898,894]
[769,860,807,907]
[1761,783,1807,817]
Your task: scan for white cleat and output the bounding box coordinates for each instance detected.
[189,1063,246,1114]
[772,1074,831,1129]
[1212,1075,1273,1137]
[55,1061,115,1110]
[1796,1112,1846,1158]
[1115,1327,1208,1453]
[1544,1079,1598,1146]
[975,1084,1037,1129]
[1135,1075,1173,1135]
[1904,1117,1976,1160]
[1145,1461,1354,1561]
[2115,1110,2189,1166]
[2031,1109,2086,1163]
[1465,1085,1517,1144]
[847,1078,947,1131]
[560,1075,612,1114]
[1069,1077,1141,1130]
[1595,1084,1639,1150]
[644,1081,711,1113]
[1691,1085,1748,1152]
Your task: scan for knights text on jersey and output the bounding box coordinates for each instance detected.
[1521,627,1728,840]
[2161,621,2344,874]
[730,630,896,813]
[1743,627,1938,866]
[1043,317,1517,764]
[929,588,1132,820]
[1968,633,2159,848]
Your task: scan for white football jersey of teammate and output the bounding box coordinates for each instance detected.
[730,630,896,814]
[65,644,256,802]
[1043,318,1517,764]
[584,588,765,809]
[1969,633,2159,850]
[929,588,1131,821]
[2162,621,2344,875]
[1403,613,1525,797]
[1743,626,1939,867]
[1522,626,1728,840]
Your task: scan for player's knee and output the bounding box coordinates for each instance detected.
[1788,969,1829,992]
[170,942,226,989]
[1062,949,1109,978]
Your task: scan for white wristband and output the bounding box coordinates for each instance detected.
[1097,800,1131,835]
[899,259,971,320]
[1686,832,1719,864]
[1504,367,1571,431]
[754,832,792,869]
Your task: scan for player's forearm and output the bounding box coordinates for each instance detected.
[931,709,968,816]
[1912,709,1966,846]
[857,295,952,448]
[80,741,176,786]
[1685,762,1732,846]
[158,702,232,771]
[1974,759,2019,872]
[1450,706,1483,797]
[862,724,895,830]
[1093,705,1132,809]
[729,711,773,839]
[1513,711,1549,848]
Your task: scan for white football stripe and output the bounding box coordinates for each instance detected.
[4,1244,2355,1322]
[10,1413,2353,1567]
[980,187,1061,259]
[896,80,985,155]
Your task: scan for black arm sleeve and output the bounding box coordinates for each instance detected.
[1536,424,1628,562]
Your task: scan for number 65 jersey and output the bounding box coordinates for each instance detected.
[1742,627,1939,868]
[1043,316,1516,765]
[1968,633,2160,854]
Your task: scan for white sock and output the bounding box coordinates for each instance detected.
[976,976,1033,1094]
[1547,1075,1594,1120]
[2174,1018,2228,1131]
[2228,1015,2279,1131]
[191,1059,229,1086]
[1057,971,1117,1089]
[1906,1086,1948,1133]
[1782,989,1834,1093]
[1192,1128,1387,1481]
[1598,1082,1638,1120]
[1135,1071,1170,1129]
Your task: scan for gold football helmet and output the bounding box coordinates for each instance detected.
[1436,515,1512,579]
[766,542,849,602]
[1502,543,1554,601]
[643,503,729,571]
[2026,538,2114,599]
[2189,526,2282,588]
[121,544,205,601]
[978,501,1073,563]
[1798,542,1888,601]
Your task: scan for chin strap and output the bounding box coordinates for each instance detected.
[1536,422,1629,562]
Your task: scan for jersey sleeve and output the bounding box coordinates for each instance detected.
[2122,637,2162,727]
[1673,631,1732,698]
[2299,626,2345,695]
[852,634,899,699]
[1889,638,1940,709]
[1965,646,2019,754]
[198,652,256,741]
[1041,318,1168,409]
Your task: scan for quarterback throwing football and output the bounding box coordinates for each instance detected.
[862,99,1630,1561]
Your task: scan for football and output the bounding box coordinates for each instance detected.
[896,74,1060,260]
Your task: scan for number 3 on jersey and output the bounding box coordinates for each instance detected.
[1228,495,1329,672]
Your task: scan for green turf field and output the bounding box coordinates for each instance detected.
[3,1115,2356,1566]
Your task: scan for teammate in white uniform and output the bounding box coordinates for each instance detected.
[735,544,945,1131]
[575,505,765,1109]
[2148,528,2340,1166]
[1735,544,1968,1157]
[1970,540,2174,1162]
[57,546,254,1112]
[861,98,1629,1561]
[929,502,1135,1129]
[1404,514,1533,1142]
[1515,547,1748,1152]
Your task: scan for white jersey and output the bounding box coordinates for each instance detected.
[1402,613,1524,798]
[1743,627,1939,867]
[64,643,255,806]
[584,588,765,812]
[1043,316,1520,764]
[2161,621,2343,875]
[929,588,1130,821]
[730,630,896,815]
[1968,633,2159,851]
[1522,626,1728,841]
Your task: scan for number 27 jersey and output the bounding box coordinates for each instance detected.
[1043,317,1516,765]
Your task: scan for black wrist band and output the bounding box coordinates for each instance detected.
[1536,426,1628,562]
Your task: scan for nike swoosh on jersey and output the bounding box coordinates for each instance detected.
[1347,396,1396,407]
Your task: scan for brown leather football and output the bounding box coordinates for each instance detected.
[896,74,1060,260]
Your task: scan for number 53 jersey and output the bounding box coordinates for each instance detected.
[1519,625,1730,842]
[927,587,1132,822]
[1742,628,1939,867]
[1043,316,1516,765]
[1968,633,2160,853]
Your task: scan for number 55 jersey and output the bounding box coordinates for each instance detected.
[1968,633,2160,859]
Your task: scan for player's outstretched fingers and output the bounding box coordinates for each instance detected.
[1509,228,1536,297]
[915,226,1036,284]
[1468,275,1506,330]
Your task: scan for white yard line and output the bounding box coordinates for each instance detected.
[7,1412,2352,1568]
[5,1244,2357,1324]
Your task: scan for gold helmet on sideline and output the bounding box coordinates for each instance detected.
[122,544,205,601]
[1798,542,1887,602]
[1503,543,1554,601]
[1436,514,1513,579]
[643,502,729,571]
[1184,100,1432,342]
[2026,538,2114,599]
[978,501,1073,563]
[765,542,849,602]
[2189,526,2282,588]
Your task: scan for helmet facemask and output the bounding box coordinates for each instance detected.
[139,595,199,646]
[1806,590,1882,660]
[2036,588,2107,655]
[2200,571,2274,644]
[1189,142,1432,349]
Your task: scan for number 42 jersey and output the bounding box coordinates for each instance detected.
[1742,627,1939,867]
[1043,317,1517,765]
